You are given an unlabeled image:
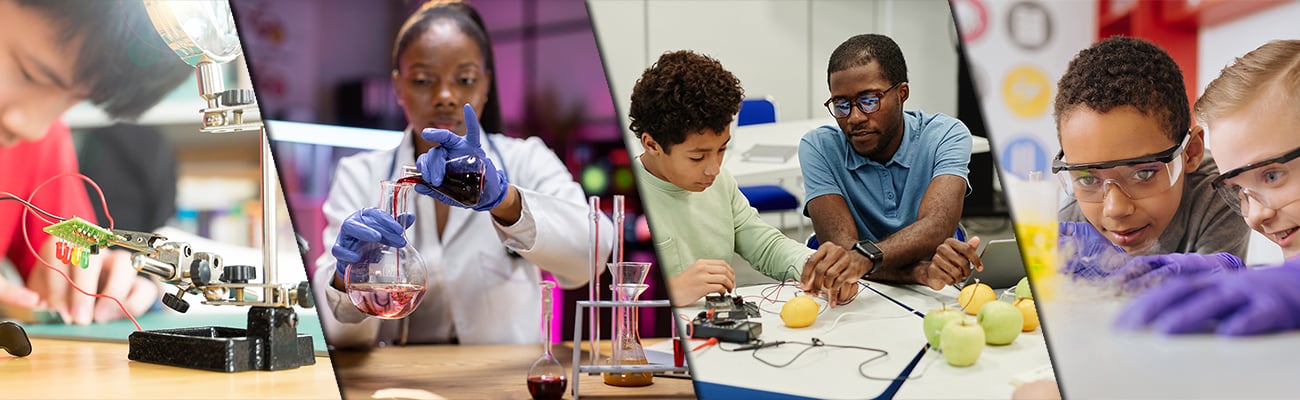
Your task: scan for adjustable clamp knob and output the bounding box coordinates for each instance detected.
[221,265,257,284]
[220,89,255,106]
[162,292,190,313]
[296,281,315,309]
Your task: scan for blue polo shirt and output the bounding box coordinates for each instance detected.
[798,110,972,242]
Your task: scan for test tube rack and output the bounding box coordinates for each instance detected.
[570,299,689,399]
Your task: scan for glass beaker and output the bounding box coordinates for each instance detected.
[526,281,567,400]
[1005,171,1059,301]
[343,179,428,319]
[604,261,653,387]
[399,155,486,208]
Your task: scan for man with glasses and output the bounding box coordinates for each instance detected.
[798,34,975,297]
[1118,40,1300,336]
[1048,37,1248,291]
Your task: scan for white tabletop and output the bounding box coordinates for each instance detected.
[680,281,1051,399]
[1044,281,1300,399]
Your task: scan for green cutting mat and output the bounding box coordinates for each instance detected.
[21,310,328,353]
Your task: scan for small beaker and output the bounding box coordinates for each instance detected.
[399,155,486,207]
[343,179,428,319]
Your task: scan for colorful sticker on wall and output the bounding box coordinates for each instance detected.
[999,135,1050,181]
[1001,65,1052,118]
[953,0,989,44]
[1007,1,1053,51]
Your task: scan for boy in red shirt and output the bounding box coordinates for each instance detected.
[0,0,189,324]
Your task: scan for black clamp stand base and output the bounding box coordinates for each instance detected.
[127,306,314,372]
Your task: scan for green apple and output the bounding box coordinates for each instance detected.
[923,306,965,349]
[1016,277,1033,300]
[940,319,984,367]
[977,300,1024,345]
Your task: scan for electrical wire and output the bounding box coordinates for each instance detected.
[17,173,140,330]
[858,348,942,381]
[0,193,66,223]
[720,337,890,369]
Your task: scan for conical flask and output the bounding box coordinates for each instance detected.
[343,179,428,319]
[603,261,653,387]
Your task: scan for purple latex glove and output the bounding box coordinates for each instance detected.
[1115,262,1300,336]
[332,208,415,282]
[1059,221,1129,279]
[1111,253,1245,293]
[416,104,509,211]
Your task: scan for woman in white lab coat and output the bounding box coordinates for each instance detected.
[312,1,611,348]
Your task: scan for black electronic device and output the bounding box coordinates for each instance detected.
[0,321,33,357]
[692,312,762,344]
[703,294,761,319]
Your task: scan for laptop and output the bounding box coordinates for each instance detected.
[955,238,1028,290]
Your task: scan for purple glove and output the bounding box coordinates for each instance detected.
[332,208,415,282]
[1115,263,1300,336]
[1111,253,1245,293]
[1059,221,1129,279]
[416,104,509,212]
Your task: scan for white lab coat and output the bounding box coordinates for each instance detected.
[313,129,613,348]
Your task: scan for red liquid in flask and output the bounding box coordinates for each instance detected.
[526,375,567,400]
[346,283,426,319]
[397,172,483,206]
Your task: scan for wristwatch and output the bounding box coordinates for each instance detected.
[854,239,884,277]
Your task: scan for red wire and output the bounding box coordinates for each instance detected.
[19,173,140,330]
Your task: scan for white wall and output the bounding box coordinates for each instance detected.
[588,0,960,153]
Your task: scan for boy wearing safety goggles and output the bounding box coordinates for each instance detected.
[1118,40,1300,335]
[933,37,1248,293]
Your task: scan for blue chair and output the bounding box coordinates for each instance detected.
[736,97,803,238]
[738,97,777,126]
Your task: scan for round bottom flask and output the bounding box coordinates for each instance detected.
[344,180,428,319]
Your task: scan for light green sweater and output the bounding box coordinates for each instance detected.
[635,156,814,281]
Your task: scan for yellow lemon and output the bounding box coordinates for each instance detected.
[781,295,820,328]
[958,282,996,315]
[1015,298,1040,332]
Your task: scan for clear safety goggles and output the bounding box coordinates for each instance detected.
[823,82,903,119]
[1051,133,1190,203]
[1212,145,1300,216]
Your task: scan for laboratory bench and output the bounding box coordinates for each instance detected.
[681,281,1052,399]
[331,339,696,399]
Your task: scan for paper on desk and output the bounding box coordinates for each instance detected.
[742,144,798,163]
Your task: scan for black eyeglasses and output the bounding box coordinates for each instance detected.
[823,82,903,119]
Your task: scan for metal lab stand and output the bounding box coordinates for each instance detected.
[570,300,689,399]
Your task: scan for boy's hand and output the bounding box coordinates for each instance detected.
[1116,263,1300,336]
[28,240,157,324]
[668,259,734,306]
[1110,253,1245,293]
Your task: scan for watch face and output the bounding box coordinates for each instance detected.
[857,240,882,260]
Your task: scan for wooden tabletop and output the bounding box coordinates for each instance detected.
[0,338,341,399]
[331,340,696,399]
